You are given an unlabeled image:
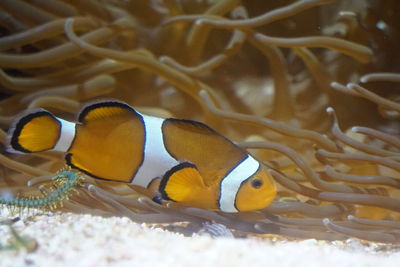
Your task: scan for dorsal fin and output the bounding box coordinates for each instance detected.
[78,100,139,123]
[162,118,247,186]
[67,100,145,182]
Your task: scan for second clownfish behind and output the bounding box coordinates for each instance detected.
[7,100,276,212]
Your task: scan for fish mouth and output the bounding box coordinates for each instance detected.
[263,194,276,207]
[242,186,277,211]
[260,186,277,209]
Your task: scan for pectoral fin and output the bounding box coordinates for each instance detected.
[159,162,205,202]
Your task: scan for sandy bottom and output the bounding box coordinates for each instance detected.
[1,209,400,267]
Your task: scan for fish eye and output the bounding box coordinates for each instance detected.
[251,179,263,189]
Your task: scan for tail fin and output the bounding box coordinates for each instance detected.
[7,109,67,153]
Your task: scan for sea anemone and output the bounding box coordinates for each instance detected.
[0,0,399,243]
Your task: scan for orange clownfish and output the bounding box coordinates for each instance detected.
[7,100,276,212]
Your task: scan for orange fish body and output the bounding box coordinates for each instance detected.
[8,100,276,212]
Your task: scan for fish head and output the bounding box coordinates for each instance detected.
[234,165,276,211]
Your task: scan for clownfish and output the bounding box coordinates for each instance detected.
[7,100,276,212]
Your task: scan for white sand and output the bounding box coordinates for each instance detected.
[1,210,400,267]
